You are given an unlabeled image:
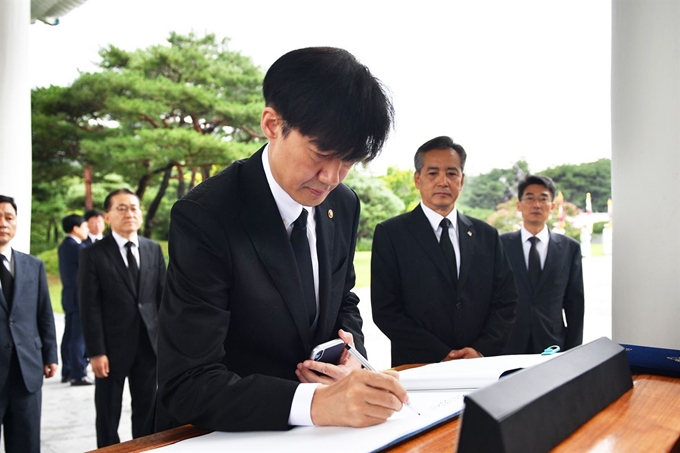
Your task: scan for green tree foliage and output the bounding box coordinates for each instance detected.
[31,32,265,248]
[344,169,405,250]
[380,166,419,212]
[458,160,530,210]
[541,159,611,212]
[487,197,582,240]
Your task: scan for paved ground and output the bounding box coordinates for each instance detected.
[26,255,611,452]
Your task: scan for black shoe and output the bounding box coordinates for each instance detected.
[61,376,69,383]
[70,377,94,386]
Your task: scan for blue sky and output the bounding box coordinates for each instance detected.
[29,0,612,176]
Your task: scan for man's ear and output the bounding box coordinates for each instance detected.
[261,107,281,141]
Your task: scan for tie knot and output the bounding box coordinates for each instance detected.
[529,236,539,245]
[125,241,135,250]
[294,209,309,230]
[440,218,452,230]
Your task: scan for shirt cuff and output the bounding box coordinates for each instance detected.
[288,383,321,426]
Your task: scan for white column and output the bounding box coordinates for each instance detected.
[611,0,680,348]
[0,0,32,253]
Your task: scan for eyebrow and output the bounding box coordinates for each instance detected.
[426,166,459,171]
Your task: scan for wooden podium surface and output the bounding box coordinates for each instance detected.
[91,374,680,453]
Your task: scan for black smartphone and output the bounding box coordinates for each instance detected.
[309,338,345,365]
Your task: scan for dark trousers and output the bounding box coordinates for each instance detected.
[94,327,157,448]
[0,352,42,453]
[61,311,88,380]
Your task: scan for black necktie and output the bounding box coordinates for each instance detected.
[290,209,316,326]
[528,236,542,290]
[439,218,458,285]
[1,255,13,309]
[125,242,139,292]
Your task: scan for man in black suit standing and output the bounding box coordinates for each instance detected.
[58,214,93,386]
[371,136,518,367]
[83,209,105,245]
[500,175,584,354]
[0,195,58,452]
[79,189,166,447]
[156,47,409,432]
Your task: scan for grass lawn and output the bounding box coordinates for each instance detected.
[354,251,371,288]
[48,274,63,315]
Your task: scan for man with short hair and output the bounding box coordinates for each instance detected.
[156,47,409,432]
[79,189,166,447]
[58,214,92,386]
[0,195,58,453]
[371,136,518,367]
[500,175,584,354]
[83,210,105,245]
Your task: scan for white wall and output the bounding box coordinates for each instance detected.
[611,0,680,348]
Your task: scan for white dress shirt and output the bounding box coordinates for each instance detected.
[420,202,461,277]
[261,144,320,427]
[0,247,13,277]
[111,231,140,268]
[520,226,550,269]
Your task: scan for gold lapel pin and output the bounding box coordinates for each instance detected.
[467,231,472,236]
[328,209,334,219]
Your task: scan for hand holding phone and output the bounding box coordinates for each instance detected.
[309,338,345,365]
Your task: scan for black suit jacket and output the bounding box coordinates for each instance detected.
[157,146,365,432]
[500,230,584,353]
[78,234,166,372]
[371,206,518,367]
[0,250,58,393]
[58,236,85,314]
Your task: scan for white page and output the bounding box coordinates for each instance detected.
[398,353,559,391]
[159,390,468,453]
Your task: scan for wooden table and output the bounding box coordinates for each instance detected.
[91,374,680,452]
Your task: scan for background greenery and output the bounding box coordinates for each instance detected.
[32,32,611,314]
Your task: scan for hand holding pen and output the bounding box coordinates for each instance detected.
[345,344,420,416]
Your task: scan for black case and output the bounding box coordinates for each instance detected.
[457,337,633,453]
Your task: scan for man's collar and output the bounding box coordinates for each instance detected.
[111,231,138,248]
[520,225,549,242]
[0,247,12,263]
[420,202,458,233]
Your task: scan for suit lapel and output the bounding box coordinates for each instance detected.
[456,212,476,288]
[408,206,454,286]
[238,149,312,351]
[102,235,137,297]
[506,231,531,290]
[312,199,336,344]
[537,230,561,290]
[137,238,153,299]
[1,249,23,313]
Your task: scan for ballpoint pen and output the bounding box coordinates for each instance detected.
[345,344,420,416]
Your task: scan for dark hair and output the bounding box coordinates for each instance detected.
[84,209,103,221]
[414,136,467,172]
[0,195,17,215]
[104,188,139,212]
[517,175,557,200]
[262,47,394,163]
[62,214,85,233]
